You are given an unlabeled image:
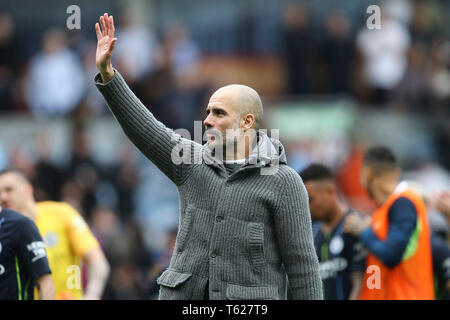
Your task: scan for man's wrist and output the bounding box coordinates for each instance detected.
[99,64,115,83]
[359,227,372,239]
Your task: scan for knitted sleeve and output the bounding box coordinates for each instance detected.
[273,168,323,300]
[94,70,197,186]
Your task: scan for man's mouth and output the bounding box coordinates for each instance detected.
[1,202,10,208]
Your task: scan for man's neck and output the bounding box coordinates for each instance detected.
[22,201,38,222]
[322,200,347,232]
[223,135,256,161]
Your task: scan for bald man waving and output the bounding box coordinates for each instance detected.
[94,13,321,300]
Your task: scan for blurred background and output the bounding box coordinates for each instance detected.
[0,0,449,299]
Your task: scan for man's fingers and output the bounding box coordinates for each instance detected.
[104,13,109,34]
[110,16,115,37]
[344,215,356,229]
[98,14,115,40]
[100,16,107,36]
[95,23,102,41]
[106,14,113,37]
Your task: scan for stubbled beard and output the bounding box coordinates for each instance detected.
[206,131,238,155]
[205,120,241,150]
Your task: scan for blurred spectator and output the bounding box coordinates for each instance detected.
[391,42,431,111]
[144,228,177,299]
[163,24,201,80]
[111,144,139,222]
[299,163,367,300]
[25,29,85,116]
[135,22,207,131]
[356,7,411,105]
[63,127,100,220]
[0,0,449,300]
[383,0,413,26]
[32,133,63,201]
[134,57,178,128]
[436,118,450,172]
[429,41,450,113]
[430,191,450,223]
[335,145,376,215]
[108,263,141,300]
[403,180,449,235]
[281,3,312,95]
[7,145,35,179]
[114,11,159,84]
[134,161,179,254]
[422,187,450,301]
[90,206,151,299]
[60,178,84,213]
[0,13,20,112]
[90,206,141,267]
[80,41,108,115]
[410,0,443,46]
[405,162,450,195]
[430,232,450,300]
[162,23,206,129]
[321,10,354,94]
[406,181,450,300]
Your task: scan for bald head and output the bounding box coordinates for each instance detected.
[211,84,263,130]
[205,84,264,159]
[0,168,29,183]
[0,168,35,217]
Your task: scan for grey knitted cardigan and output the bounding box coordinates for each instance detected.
[95,70,322,300]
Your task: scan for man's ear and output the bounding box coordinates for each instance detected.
[242,114,255,131]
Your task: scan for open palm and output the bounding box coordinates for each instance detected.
[95,13,117,72]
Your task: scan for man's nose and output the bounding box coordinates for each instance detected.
[204,115,214,129]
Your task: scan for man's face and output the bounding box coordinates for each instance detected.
[0,172,31,214]
[360,165,374,199]
[304,180,335,221]
[204,89,242,149]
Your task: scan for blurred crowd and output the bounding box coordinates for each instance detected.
[1,1,448,117]
[281,1,449,115]
[0,0,449,299]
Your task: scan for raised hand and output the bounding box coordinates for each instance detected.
[95,13,117,82]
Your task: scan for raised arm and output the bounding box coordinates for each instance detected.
[94,13,197,185]
[95,13,116,83]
